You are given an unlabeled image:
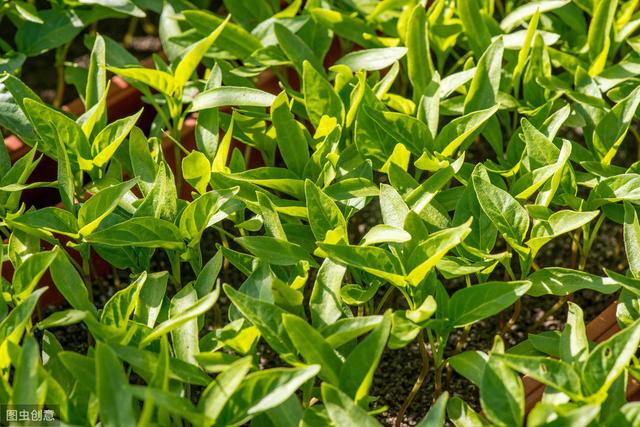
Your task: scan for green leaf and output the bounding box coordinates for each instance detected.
[236,236,316,266]
[271,92,310,176]
[199,356,253,421]
[218,365,319,425]
[560,302,589,365]
[355,105,431,170]
[274,23,324,76]
[12,1,42,23]
[472,165,529,247]
[50,248,95,314]
[174,16,229,89]
[379,184,410,228]
[406,221,471,286]
[592,86,640,164]
[128,127,156,193]
[283,314,343,385]
[11,334,39,406]
[23,98,89,162]
[449,281,531,327]
[321,383,382,427]
[129,386,206,425]
[179,188,240,243]
[136,161,178,221]
[0,287,45,343]
[81,0,144,16]
[194,252,223,297]
[339,313,391,402]
[406,4,433,100]
[141,284,219,346]
[527,268,619,297]
[0,75,38,144]
[336,47,407,71]
[581,317,640,396]
[321,316,383,348]
[91,109,143,168]
[458,0,492,58]
[319,243,407,288]
[191,86,276,111]
[500,0,570,32]
[86,34,106,114]
[86,217,185,250]
[589,174,640,206]
[54,126,75,212]
[452,184,497,254]
[310,259,346,328]
[447,396,489,426]
[481,350,524,427]
[527,210,599,253]
[182,10,263,59]
[449,351,488,387]
[417,391,449,427]
[492,353,582,398]
[303,60,344,127]
[224,284,295,356]
[15,9,83,56]
[12,250,56,298]
[361,224,412,246]
[587,0,618,75]
[182,151,211,194]
[107,66,176,96]
[624,202,640,278]
[305,179,347,242]
[435,106,499,157]
[78,179,137,236]
[170,285,201,365]
[134,271,168,328]
[37,309,87,329]
[96,342,136,427]
[101,272,146,328]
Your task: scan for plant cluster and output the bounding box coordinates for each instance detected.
[2,0,640,426]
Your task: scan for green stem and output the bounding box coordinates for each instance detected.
[395,331,430,427]
[499,298,521,338]
[580,215,604,270]
[374,286,395,314]
[53,42,71,108]
[528,295,569,333]
[123,17,139,48]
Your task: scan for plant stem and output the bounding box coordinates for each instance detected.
[81,250,94,303]
[570,230,580,269]
[434,363,444,400]
[499,298,521,338]
[630,125,640,160]
[579,215,604,270]
[374,286,395,314]
[395,331,430,427]
[446,325,471,388]
[113,266,121,290]
[53,42,71,108]
[528,295,570,333]
[123,17,138,48]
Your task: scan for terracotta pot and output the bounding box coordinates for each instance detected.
[523,301,639,412]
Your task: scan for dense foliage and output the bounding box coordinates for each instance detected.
[2,0,640,425]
